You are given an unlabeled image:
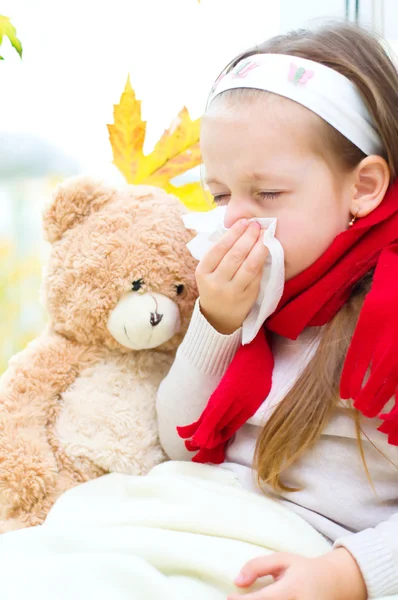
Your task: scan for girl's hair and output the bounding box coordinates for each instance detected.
[214,22,398,492]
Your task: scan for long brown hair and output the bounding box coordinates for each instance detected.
[213,22,398,492]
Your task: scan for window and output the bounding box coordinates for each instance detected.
[280,0,397,43]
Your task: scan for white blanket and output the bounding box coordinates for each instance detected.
[0,461,393,599]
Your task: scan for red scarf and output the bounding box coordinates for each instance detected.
[177,182,398,464]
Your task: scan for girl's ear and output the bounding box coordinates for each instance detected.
[43,176,116,244]
[351,155,390,218]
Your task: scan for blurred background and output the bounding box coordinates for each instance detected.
[1,0,397,373]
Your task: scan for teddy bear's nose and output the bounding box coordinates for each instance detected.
[150,312,163,327]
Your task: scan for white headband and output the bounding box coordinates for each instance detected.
[208,53,384,156]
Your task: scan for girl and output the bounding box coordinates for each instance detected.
[156,22,398,600]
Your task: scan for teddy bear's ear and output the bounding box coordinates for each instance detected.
[43,176,116,243]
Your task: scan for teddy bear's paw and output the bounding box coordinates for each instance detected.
[0,436,58,514]
[0,507,48,533]
[0,517,26,534]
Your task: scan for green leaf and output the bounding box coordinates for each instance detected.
[0,15,23,58]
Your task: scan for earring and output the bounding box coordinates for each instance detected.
[348,210,360,227]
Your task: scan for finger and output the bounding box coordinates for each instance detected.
[216,222,262,281]
[228,579,291,600]
[234,233,270,290]
[244,275,262,300]
[234,553,292,587]
[197,219,250,274]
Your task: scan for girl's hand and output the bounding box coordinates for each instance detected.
[228,549,367,600]
[196,219,269,335]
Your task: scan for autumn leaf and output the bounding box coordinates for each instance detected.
[107,77,146,183]
[169,181,213,212]
[108,77,212,211]
[0,15,22,60]
[134,109,201,184]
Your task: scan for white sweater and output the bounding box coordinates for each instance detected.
[156,300,398,598]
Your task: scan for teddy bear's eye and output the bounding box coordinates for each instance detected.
[175,284,185,296]
[132,279,144,291]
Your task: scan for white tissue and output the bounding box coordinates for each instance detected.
[182,206,285,345]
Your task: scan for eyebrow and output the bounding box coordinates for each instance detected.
[205,171,274,185]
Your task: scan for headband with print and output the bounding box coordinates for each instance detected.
[207,53,384,156]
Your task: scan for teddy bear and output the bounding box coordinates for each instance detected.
[0,176,198,533]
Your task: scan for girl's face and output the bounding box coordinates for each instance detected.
[200,95,356,280]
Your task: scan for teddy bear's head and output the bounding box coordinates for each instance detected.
[42,176,199,352]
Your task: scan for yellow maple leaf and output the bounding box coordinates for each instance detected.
[108,77,212,212]
[0,15,22,60]
[168,181,212,212]
[108,77,146,183]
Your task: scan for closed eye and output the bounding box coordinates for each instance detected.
[212,194,230,205]
[212,191,281,205]
[258,191,281,201]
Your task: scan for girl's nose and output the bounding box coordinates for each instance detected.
[224,198,255,229]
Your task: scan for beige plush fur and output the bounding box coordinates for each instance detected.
[0,176,198,532]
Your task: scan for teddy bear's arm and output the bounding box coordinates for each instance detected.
[0,329,100,530]
[0,327,100,417]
